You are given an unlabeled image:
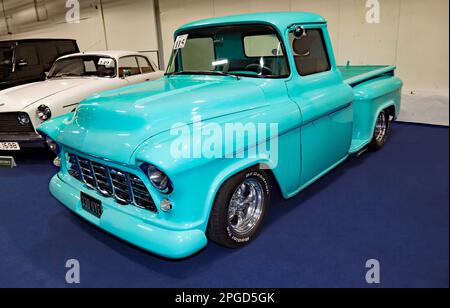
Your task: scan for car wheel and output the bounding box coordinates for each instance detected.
[369,109,391,150]
[207,167,270,248]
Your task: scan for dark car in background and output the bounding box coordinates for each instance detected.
[0,39,79,90]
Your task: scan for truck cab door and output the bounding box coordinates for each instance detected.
[14,43,44,84]
[286,26,354,188]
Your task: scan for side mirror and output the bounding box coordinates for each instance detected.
[17,59,28,68]
[293,26,307,38]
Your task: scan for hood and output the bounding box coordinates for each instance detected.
[0,78,94,112]
[55,76,268,164]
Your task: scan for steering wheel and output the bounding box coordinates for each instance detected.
[244,64,274,76]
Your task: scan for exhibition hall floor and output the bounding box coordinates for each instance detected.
[0,123,448,288]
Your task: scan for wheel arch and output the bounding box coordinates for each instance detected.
[203,159,283,228]
[386,105,396,120]
[367,102,397,140]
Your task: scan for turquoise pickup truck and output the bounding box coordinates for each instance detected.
[38,12,402,259]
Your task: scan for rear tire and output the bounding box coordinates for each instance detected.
[207,167,270,249]
[369,109,391,150]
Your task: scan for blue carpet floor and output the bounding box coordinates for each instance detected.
[0,123,448,288]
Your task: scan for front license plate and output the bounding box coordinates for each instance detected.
[81,192,103,218]
[0,142,20,151]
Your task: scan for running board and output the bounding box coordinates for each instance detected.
[349,138,371,155]
[353,147,368,157]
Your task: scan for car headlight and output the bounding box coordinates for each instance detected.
[143,164,173,194]
[45,136,60,154]
[37,104,52,121]
[17,112,31,125]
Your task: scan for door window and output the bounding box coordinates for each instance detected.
[137,56,155,73]
[39,44,58,64]
[290,29,331,76]
[57,42,78,56]
[0,45,13,66]
[16,45,39,66]
[119,56,140,77]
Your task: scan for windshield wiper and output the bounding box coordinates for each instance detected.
[166,70,240,80]
[50,73,81,79]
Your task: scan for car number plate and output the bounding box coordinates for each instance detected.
[0,142,20,151]
[81,192,103,218]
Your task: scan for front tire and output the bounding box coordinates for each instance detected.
[369,109,391,150]
[207,167,270,249]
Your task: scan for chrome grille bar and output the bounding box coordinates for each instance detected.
[88,160,99,190]
[105,166,115,197]
[79,158,96,189]
[0,112,35,133]
[74,155,84,182]
[125,173,135,204]
[66,153,157,213]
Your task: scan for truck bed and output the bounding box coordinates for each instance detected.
[338,65,396,86]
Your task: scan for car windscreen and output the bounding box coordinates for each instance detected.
[48,55,116,78]
[166,24,290,79]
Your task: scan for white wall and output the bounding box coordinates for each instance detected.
[159,0,449,125]
[0,0,160,66]
[102,0,160,64]
[0,1,107,52]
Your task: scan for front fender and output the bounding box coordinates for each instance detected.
[36,112,73,140]
[142,154,274,232]
[133,129,278,231]
[132,124,300,231]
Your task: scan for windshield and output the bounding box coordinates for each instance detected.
[0,45,13,67]
[48,55,116,78]
[166,24,290,78]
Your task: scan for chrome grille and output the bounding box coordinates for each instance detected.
[0,112,34,133]
[67,153,157,213]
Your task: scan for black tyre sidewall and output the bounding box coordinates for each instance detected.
[208,168,270,248]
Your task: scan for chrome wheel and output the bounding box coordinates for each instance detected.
[227,178,264,235]
[375,111,388,143]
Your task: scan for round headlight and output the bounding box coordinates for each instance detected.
[17,112,30,126]
[37,104,52,121]
[146,165,173,194]
[45,136,60,154]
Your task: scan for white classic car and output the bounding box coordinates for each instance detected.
[0,50,163,150]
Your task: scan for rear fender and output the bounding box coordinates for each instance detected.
[351,76,403,151]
